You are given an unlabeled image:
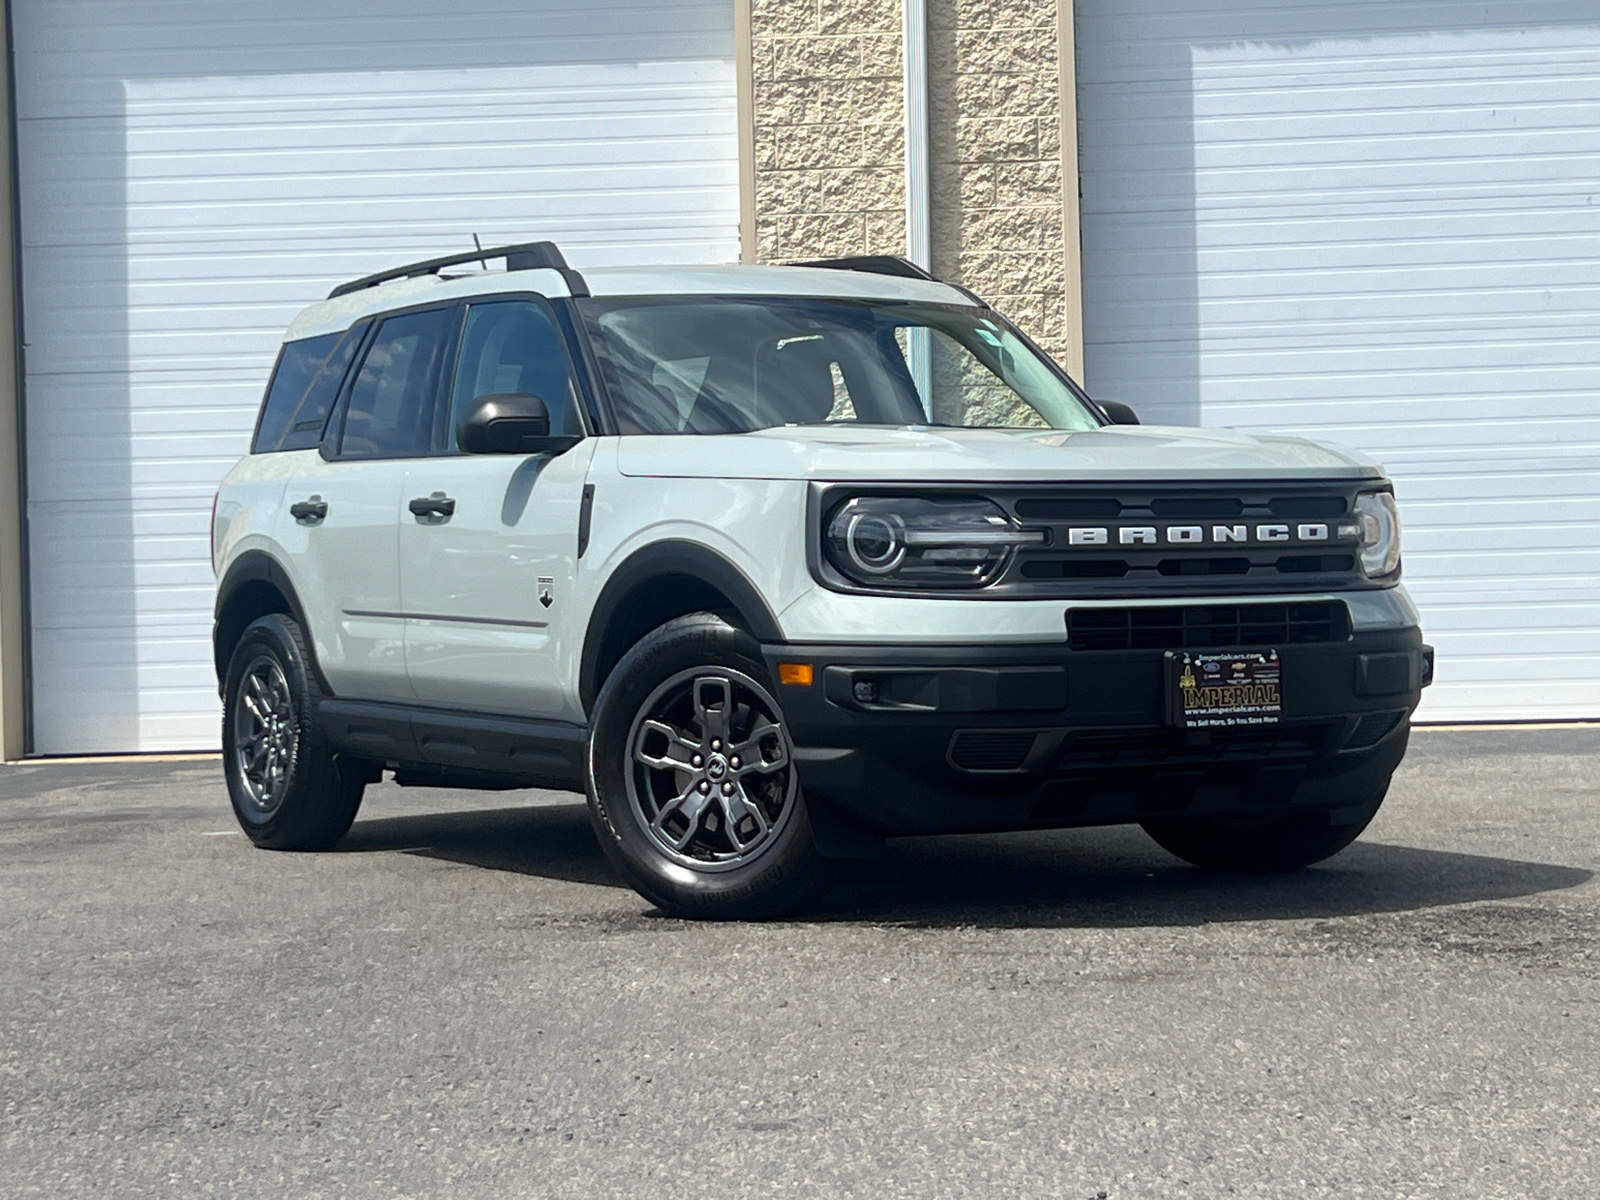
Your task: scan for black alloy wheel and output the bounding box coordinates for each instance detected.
[222,613,366,850]
[586,613,837,918]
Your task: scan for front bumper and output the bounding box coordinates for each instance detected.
[762,627,1431,838]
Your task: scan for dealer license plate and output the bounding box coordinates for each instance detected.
[1166,649,1282,728]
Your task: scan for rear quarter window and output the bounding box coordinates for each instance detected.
[252,329,362,453]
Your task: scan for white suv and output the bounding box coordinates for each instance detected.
[212,242,1432,918]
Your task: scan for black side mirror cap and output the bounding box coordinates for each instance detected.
[456,392,581,455]
[1098,400,1140,425]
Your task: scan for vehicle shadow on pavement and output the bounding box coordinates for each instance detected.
[336,800,625,889]
[817,829,1594,929]
[333,798,1591,928]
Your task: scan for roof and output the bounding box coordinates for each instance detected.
[281,261,978,342]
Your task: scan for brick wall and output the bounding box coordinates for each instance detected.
[751,0,907,261]
[929,0,1070,363]
[749,0,1075,368]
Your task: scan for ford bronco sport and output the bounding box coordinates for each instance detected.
[212,241,1433,918]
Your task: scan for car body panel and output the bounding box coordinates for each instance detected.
[613,423,1382,483]
[225,449,414,701]
[400,441,597,720]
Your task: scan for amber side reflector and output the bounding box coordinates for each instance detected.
[777,662,814,686]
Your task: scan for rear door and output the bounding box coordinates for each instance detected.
[400,297,594,721]
[282,304,455,701]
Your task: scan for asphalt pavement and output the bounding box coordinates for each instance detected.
[2,727,1597,1198]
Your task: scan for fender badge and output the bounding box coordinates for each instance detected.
[537,577,554,608]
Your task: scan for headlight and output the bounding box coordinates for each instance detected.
[825,496,1043,589]
[1354,490,1401,577]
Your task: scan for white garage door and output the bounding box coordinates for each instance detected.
[1077,1,1600,721]
[15,0,737,753]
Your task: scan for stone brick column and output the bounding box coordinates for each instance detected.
[749,0,907,261]
[745,0,1082,375]
[929,0,1074,368]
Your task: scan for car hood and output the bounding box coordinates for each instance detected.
[614,424,1384,482]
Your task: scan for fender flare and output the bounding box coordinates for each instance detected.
[212,551,327,691]
[579,540,784,710]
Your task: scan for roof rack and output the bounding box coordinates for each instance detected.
[789,254,935,281]
[327,240,589,299]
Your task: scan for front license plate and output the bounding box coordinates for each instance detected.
[1166,649,1282,728]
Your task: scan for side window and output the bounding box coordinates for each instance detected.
[252,330,360,453]
[339,308,451,459]
[447,300,579,448]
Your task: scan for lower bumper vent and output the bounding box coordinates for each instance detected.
[1343,710,1405,750]
[949,730,1038,773]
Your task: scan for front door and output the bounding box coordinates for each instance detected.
[400,297,594,721]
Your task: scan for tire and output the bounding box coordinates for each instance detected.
[222,613,366,850]
[1140,782,1389,873]
[586,613,838,919]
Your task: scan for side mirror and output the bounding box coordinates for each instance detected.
[1098,400,1140,426]
[456,392,581,455]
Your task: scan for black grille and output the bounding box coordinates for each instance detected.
[1276,554,1355,574]
[1059,724,1331,765]
[1150,497,1245,517]
[1013,494,1351,520]
[949,730,1038,772]
[1344,710,1405,750]
[1269,495,1347,517]
[1000,483,1373,599]
[1022,558,1129,579]
[1023,554,1356,580]
[1013,496,1122,519]
[1066,602,1349,651]
[1156,557,1251,577]
[815,481,1386,600]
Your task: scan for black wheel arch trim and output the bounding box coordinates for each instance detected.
[579,540,784,712]
[213,551,333,695]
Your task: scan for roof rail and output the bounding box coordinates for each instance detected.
[327,240,589,299]
[789,254,936,281]
[789,253,989,308]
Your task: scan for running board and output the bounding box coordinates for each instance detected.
[318,699,587,791]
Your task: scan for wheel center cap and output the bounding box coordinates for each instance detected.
[705,755,728,780]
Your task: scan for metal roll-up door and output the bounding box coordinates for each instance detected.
[14,0,737,752]
[1077,0,1600,720]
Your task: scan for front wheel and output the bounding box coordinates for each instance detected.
[586,613,837,919]
[1141,783,1389,873]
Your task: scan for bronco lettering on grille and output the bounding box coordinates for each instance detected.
[1065,522,1360,548]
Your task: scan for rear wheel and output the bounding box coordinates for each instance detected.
[586,613,837,919]
[223,613,365,850]
[1140,783,1388,873]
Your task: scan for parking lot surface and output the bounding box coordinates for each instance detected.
[2,728,1597,1198]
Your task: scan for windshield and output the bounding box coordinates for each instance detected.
[578,295,1103,435]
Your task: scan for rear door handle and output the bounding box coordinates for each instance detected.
[409,493,456,520]
[290,496,327,523]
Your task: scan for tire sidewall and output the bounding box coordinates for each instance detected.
[222,613,335,846]
[586,614,825,917]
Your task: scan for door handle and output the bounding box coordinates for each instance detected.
[409,493,456,520]
[290,496,327,523]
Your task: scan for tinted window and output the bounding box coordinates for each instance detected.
[339,308,452,458]
[252,331,359,453]
[447,300,580,448]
